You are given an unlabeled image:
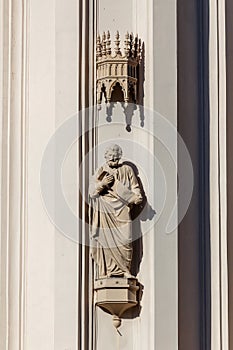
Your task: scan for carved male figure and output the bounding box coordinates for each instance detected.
[89,144,143,279]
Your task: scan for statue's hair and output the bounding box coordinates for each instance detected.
[104,144,123,159]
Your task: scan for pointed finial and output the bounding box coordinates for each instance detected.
[96,34,102,59]
[124,32,130,57]
[112,315,121,330]
[102,32,106,56]
[129,32,134,57]
[131,33,135,58]
[114,31,121,56]
[138,38,142,62]
[106,30,111,55]
[134,34,138,58]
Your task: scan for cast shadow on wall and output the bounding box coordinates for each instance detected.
[122,161,156,319]
[104,42,145,132]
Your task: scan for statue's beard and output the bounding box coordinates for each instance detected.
[107,160,119,168]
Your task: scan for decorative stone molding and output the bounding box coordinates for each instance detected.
[96,31,144,131]
[0,0,29,348]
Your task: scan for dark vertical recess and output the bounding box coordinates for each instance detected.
[197,1,211,349]
[77,1,95,349]
[226,0,233,348]
[84,0,90,349]
[89,2,96,350]
[77,1,83,349]
[216,2,223,349]
[178,0,211,349]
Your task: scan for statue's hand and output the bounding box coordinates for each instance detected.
[101,174,114,187]
[134,196,143,205]
[128,194,143,205]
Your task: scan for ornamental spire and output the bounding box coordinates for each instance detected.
[124,32,130,57]
[106,30,111,55]
[114,31,121,56]
[102,32,106,56]
[96,34,102,59]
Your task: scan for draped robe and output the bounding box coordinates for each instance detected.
[89,163,142,278]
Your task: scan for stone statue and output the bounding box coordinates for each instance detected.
[89,144,143,279]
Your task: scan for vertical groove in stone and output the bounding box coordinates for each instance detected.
[226,0,233,348]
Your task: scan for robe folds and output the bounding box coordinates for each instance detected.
[89,163,142,278]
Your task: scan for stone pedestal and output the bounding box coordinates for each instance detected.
[94,277,141,329]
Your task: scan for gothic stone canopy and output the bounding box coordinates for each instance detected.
[96,31,143,109]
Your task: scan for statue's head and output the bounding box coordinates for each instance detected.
[104,144,123,168]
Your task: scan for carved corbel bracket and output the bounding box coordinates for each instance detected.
[94,277,143,330]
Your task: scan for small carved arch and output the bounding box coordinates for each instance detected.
[109,80,126,102]
[111,82,125,103]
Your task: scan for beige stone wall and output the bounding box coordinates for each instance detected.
[5,0,232,349]
[96,1,177,349]
[0,0,178,349]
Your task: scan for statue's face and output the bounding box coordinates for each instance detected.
[105,151,120,168]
